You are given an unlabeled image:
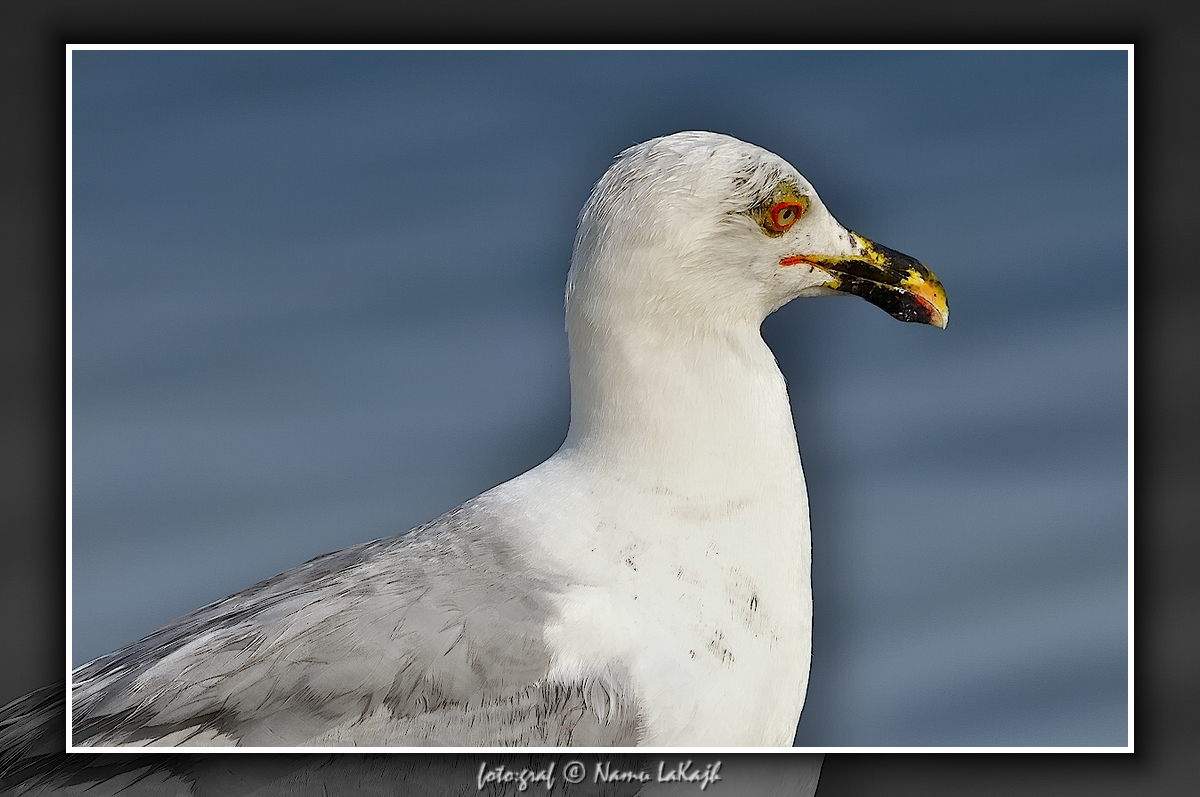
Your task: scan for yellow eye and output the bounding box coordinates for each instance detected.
[749,186,809,237]
[769,202,802,232]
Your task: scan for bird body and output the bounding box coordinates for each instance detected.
[71,328,811,746]
[63,131,947,749]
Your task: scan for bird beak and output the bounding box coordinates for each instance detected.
[781,232,949,328]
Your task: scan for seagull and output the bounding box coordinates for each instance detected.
[61,131,946,749]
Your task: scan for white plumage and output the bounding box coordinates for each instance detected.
[64,131,947,749]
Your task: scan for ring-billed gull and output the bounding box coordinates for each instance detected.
[21,131,949,756]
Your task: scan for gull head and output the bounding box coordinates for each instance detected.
[566,131,948,333]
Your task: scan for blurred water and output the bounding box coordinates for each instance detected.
[70,49,1128,747]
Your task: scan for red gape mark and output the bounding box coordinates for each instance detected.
[779,255,818,267]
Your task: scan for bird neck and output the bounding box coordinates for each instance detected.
[559,311,803,493]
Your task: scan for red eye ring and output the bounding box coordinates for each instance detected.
[769,202,803,231]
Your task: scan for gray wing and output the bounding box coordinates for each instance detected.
[71,500,642,747]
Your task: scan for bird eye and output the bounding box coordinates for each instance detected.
[769,203,802,232]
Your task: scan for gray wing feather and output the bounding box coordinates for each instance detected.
[72,500,642,747]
